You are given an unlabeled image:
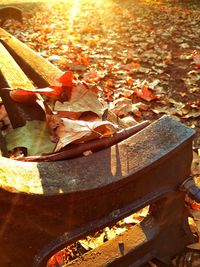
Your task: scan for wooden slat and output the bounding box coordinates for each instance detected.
[0,42,45,128]
[0,42,35,89]
[0,27,63,87]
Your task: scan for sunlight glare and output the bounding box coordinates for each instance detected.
[68,0,81,28]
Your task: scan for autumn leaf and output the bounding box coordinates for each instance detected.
[56,71,75,87]
[54,118,118,152]
[111,98,148,117]
[134,86,157,102]
[54,82,105,117]
[191,152,200,175]
[193,53,200,69]
[79,232,105,250]
[47,250,65,267]
[111,98,132,117]
[6,121,55,156]
[9,88,38,104]
[6,87,63,102]
[83,71,100,83]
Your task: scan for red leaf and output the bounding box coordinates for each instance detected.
[43,86,64,100]
[134,86,157,102]
[57,71,75,87]
[9,89,37,104]
[48,250,65,267]
[193,53,200,69]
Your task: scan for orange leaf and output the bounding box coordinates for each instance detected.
[48,250,65,267]
[135,86,157,102]
[9,89,37,104]
[130,62,141,68]
[193,53,200,69]
[190,202,200,210]
[106,79,115,88]
[44,86,65,100]
[57,71,75,87]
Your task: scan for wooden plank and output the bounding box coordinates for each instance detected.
[0,42,35,89]
[0,42,45,128]
[0,27,63,87]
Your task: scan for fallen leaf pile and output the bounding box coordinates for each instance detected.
[4,0,199,149]
[3,71,121,157]
[47,206,149,266]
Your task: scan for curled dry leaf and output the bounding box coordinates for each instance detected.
[55,118,118,152]
[111,98,148,117]
[56,71,76,87]
[134,86,157,102]
[9,88,38,104]
[79,232,105,251]
[111,98,132,117]
[54,82,105,117]
[7,87,60,103]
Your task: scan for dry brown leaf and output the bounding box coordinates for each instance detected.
[54,83,105,117]
[79,232,105,250]
[120,116,137,127]
[111,97,132,117]
[191,152,200,175]
[152,106,188,117]
[183,110,200,119]
[55,118,118,151]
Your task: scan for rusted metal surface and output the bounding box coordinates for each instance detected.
[65,192,195,267]
[0,115,196,267]
[0,31,197,267]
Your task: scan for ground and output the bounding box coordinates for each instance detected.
[2,0,200,148]
[1,0,200,266]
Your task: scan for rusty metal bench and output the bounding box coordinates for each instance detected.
[0,28,197,267]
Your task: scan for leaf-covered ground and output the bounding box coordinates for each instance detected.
[4,0,200,149]
[2,0,200,265]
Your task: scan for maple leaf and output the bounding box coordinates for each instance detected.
[54,82,104,117]
[54,118,118,152]
[56,71,76,87]
[134,86,157,102]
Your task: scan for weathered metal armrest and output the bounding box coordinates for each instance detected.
[0,115,194,195]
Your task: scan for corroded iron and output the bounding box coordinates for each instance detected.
[0,30,197,267]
